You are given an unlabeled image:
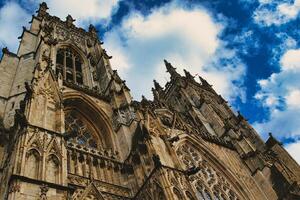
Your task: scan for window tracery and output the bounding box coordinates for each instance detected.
[65,111,100,149]
[185,191,195,200]
[176,143,240,200]
[56,47,83,84]
[173,188,182,200]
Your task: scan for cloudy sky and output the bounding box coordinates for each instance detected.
[0,0,299,163]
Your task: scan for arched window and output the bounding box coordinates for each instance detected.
[25,149,40,179]
[176,143,241,200]
[196,184,213,200]
[173,188,182,200]
[186,191,195,200]
[65,110,100,149]
[213,191,226,200]
[46,154,59,183]
[56,47,83,84]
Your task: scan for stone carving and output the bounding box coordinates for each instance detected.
[39,184,49,200]
[0,3,298,200]
[112,109,136,130]
[176,143,241,200]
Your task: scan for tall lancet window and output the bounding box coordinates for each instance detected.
[56,47,83,84]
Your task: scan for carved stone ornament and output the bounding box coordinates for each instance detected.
[39,184,49,200]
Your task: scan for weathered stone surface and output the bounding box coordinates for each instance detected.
[0,2,299,200]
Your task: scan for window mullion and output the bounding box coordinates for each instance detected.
[72,53,76,83]
[63,50,66,80]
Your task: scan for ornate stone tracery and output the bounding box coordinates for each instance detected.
[65,110,100,149]
[176,142,241,200]
[0,2,299,200]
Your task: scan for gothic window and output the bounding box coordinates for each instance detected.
[56,47,83,84]
[185,191,195,200]
[176,143,202,169]
[196,184,213,200]
[65,110,101,149]
[45,154,59,183]
[173,188,182,200]
[176,143,240,200]
[25,149,40,179]
[213,191,226,200]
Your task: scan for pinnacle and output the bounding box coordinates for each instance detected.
[153,79,162,90]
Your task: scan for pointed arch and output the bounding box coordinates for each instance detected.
[45,154,60,184]
[46,137,62,157]
[174,136,249,200]
[55,42,90,86]
[173,187,183,200]
[25,149,41,179]
[63,91,116,151]
[77,182,105,200]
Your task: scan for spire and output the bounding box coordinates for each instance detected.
[37,2,48,18]
[164,59,180,79]
[153,80,163,92]
[199,76,212,87]
[183,69,194,81]
[152,87,159,101]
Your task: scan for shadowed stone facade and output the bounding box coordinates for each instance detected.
[0,2,299,200]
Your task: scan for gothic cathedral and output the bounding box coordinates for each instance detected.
[0,2,299,200]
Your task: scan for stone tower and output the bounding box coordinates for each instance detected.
[0,2,299,200]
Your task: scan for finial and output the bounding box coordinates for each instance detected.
[183,69,194,80]
[2,47,9,54]
[199,76,212,87]
[164,59,180,79]
[153,79,163,91]
[89,24,98,34]
[66,15,75,27]
[142,95,147,101]
[268,132,273,137]
[152,87,159,100]
[37,2,48,18]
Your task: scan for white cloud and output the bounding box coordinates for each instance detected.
[280,49,300,71]
[104,2,246,102]
[254,49,300,139]
[253,0,300,26]
[0,0,120,53]
[0,2,31,52]
[286,89,300,108]
[232,30,260,55]
[285,141,300,164]
[42,0,120,27]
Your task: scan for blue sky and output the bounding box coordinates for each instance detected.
[0,0,299,163]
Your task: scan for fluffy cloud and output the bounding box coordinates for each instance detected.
[254,49,300,139]
[0,2,31,52]
[285,140,300,164]
[253,0,300,26]
[0,0,120,53]
[104,2,246,101]
[40,0,120,27]
[281,49,300,70]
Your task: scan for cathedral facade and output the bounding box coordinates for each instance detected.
[0,2,299,200]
